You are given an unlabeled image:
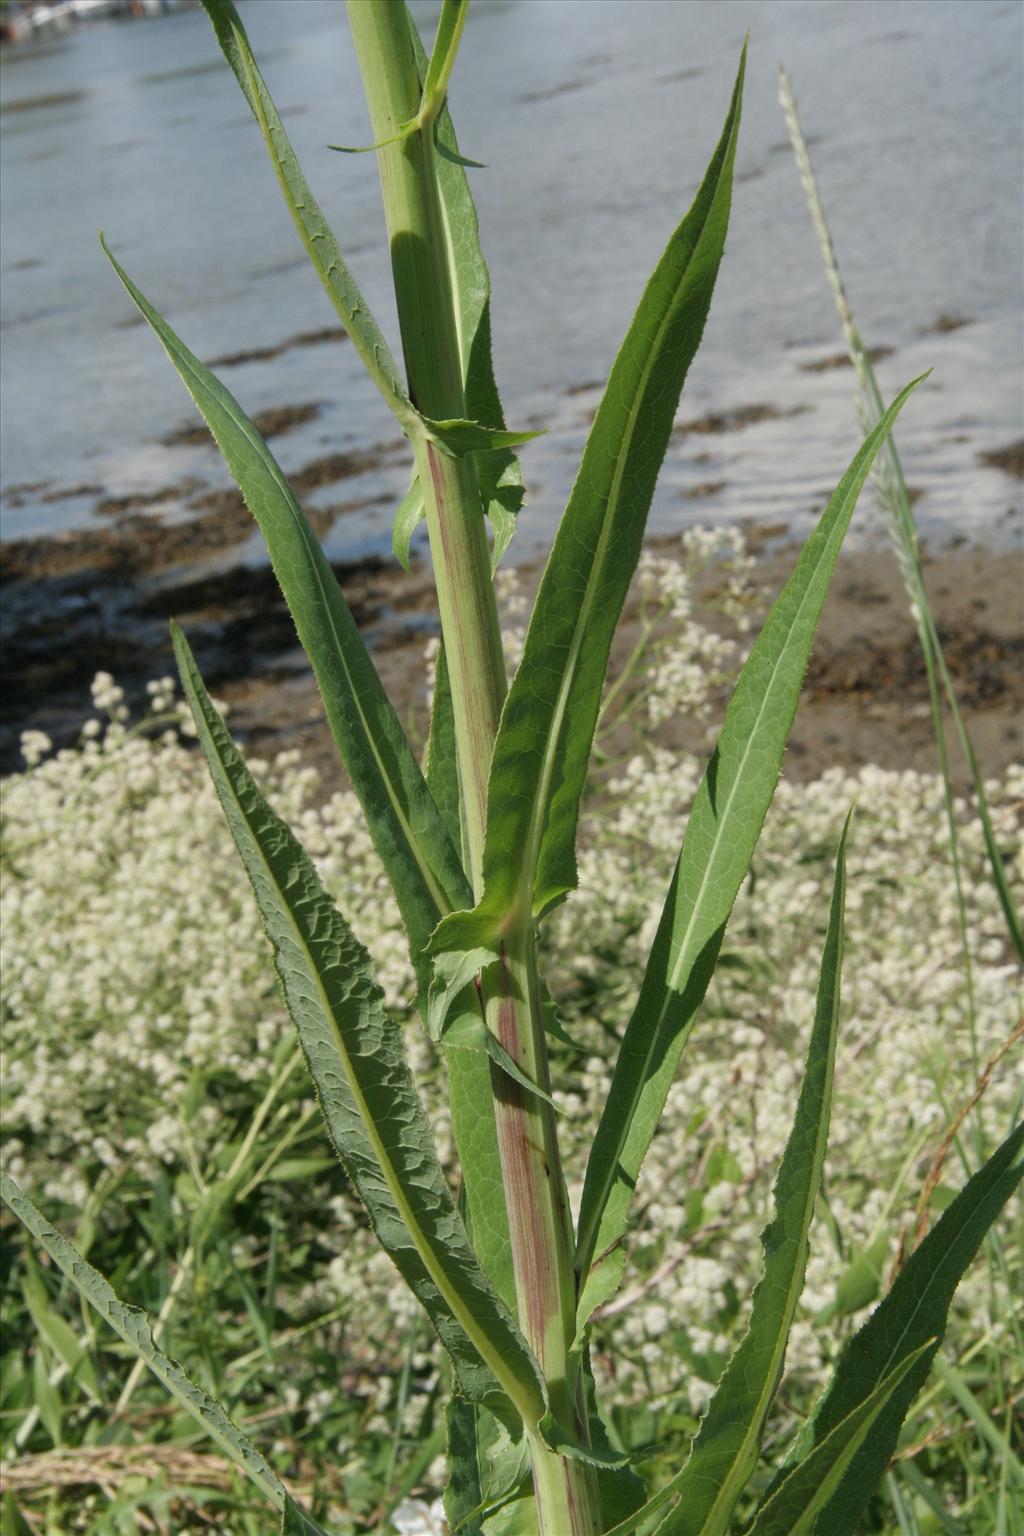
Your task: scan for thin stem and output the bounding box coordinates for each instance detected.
[779,64,1023,971]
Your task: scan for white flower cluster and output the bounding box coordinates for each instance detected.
[557,757,1022,1424]
[2,531,1020,1515]
[617,528,760,741]
[2,696,408,1207]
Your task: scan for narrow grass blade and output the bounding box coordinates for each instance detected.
[778,64,1023,965]
[173,627,546,1425]
[892,1463,961,1536]
[200,0,413,427]
[581,1348,649,1529]
[930,1355,1024,1485]
[652,818,850,1536]
[923,613,1024,963]
[575,375,926,1322]
[744,1344,934,1536]
[1,1172,325,1530]
[102,240,471,987]
[431,47,745,972]
[2,1492,33,1536]
[780,1119,1024,1536]
[22,1271,100,1403]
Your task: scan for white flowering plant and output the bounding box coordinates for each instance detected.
[3,4,1021,1535]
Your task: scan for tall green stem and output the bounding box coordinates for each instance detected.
[345,6,601,1530]
[344,0,502,887]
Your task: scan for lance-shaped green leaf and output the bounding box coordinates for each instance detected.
[652,818,850,1536]
[426,641,464,855]
[429,47,745,978]
[282,1500,333,1536]
[1,1172,330,1535]
[782,1118,1024,1536]
[445,1397,487,1536]
[200,0,413,428]
[412,6,528,572]
[172,627,546,1425]
[575,375,926,1324]
[393,473,427,572]
[743,1344,934,1536]
[417,0,468,129]
[104,234,516,1330]
[445,1398,533,1536]
[599,1344,931,1536]
[102,240,470,989]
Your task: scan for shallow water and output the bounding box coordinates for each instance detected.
[2,0,1022,559]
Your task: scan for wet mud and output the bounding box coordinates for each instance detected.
[3,391,1020,785]
[979,440,1024,479]
[205,325,347,370]
[798,346,894,373]
[161,401,322,448]
[674,403,811,436]
[0,434,411,769]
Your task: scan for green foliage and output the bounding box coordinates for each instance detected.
[3,5,1020,1534]
[651,820,850,1536]
[574,379,923,1326]
[782,1120,1024,1536]
[0,1170,299,1521]
[431,48,746,970]
[743,1345,934,1536]
[200,0,412,424]
[778,66,1023,967]
[172,625,544,1426]
[101,239,469,992]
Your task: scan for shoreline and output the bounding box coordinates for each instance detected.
[2,500,1020,785]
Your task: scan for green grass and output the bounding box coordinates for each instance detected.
[2,572,1020,1531]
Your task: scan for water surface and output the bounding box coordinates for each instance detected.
[2,0,1022,559]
